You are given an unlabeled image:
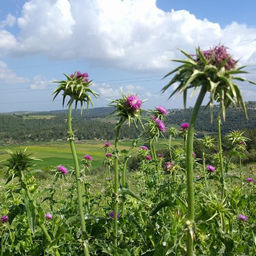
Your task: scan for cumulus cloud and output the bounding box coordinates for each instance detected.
[0,14,16,28]
[0,61,27,84]
[30,75,51,89]
[0,0,256,71]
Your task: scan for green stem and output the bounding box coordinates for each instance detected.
[68,103,89,256]
[121,158,128,215]
[168,135,172,159]
[20,172,52,243]
[202,152,208,189]
[114,123,122,249]
[217,116,225,199]
[186,86,206,256]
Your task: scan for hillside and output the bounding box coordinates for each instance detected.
[1,102,256,143]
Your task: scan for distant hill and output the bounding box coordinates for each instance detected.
[1,103,256,143]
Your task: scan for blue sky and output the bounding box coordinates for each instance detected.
[1,0,256,112]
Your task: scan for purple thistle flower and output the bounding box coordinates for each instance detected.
[126,95,142,110]
[105,142,110,147]
[158,153,163,158]
[0,215,8,223]
[195,175,200,179]
[106,153,113,158]
[84,154,93,161]
[238,214,248,222]
[155,118,166,132]
[249,165,254,170]
[156,106,168,115]
[57,165,68,174]
[199,46,236,70]
[245,178,254,182]
[106,177,110,181]
[206,165,216,173]
[146,155,152,161]
[164,161,174,170]
[181,122,189,130]
[140,145,148,150]
[109,211,120,219]
[45,213,52,220]
[192,152,196,158]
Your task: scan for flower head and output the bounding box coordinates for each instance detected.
[181,122,189,130]
[238,214,248,222]
[57,165,68,174]
[146,155,152,161]
[105,142,110,147]
[84,154,93,161]
[155,118,166,132]
[126,95,142,110]
[192,152,196,158]
[164,161,174,171]
[158,153,163,158]
[109,211,120,219]
[45,213,52,220]
[206,165,216,173]
[106,177,110,181]
[0,215,8,223]
[156,106,168,115]
[105,153,113,158]
[199,46,236,70]
[245,178,254,182]
[52,71,97,109]
[140,145,148,150]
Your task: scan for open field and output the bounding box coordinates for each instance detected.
[0,138,181,172]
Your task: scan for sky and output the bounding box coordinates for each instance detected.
[1,0,256,112]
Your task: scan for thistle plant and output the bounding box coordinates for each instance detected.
[162,45,255,256]
[110,94,143,250]
[52,71,97,256]
[227,130,249,180]
[5,149,55,252]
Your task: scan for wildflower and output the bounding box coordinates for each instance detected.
[106,177,110,181]
[158,153,163,158]
[199,45,236,70]
[237,214,248,222]
[105,142,110,147]
[164,161,174,171]
[206,165,216,173]
[45,213,52,220]
[156,106,168,115]
[126,95,142,110]
[0,215,8,223]
[155,118,166,132]
[249,165,254,170]
[181,122,189,130]
[84,154,93,161]
[192,152,196,158]
[146,155,152,161]
[105,153,113,158]
[195,175,200,179]
[245,178,254,182]
[141,145,148,150]
[109,211,120,219]
[57,165,68,174]
[152,115,156,120]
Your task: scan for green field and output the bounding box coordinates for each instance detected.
[0,138,181,172]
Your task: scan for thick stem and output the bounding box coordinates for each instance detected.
[68,103,89,256]
[217,116,225,199]
[121,158,128,215]
[186,87,206,256]
[168,135,172,159]
[114,123,122,249]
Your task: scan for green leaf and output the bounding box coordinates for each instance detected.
[151,199,173,216]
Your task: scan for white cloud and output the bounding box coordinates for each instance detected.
[0,0,256,71]
[0,61,27,84]
[0,14,16,28]
[30,75,51,89]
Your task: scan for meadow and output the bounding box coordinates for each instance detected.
[1,47,256,256]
